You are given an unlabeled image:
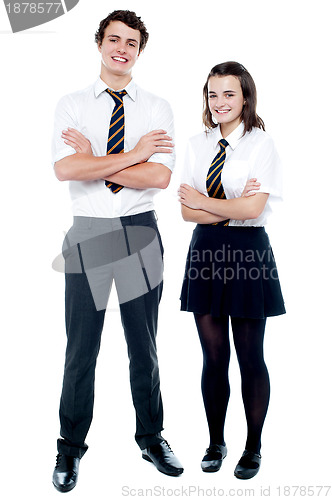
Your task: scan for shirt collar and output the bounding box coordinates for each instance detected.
[209,126,223,147]
[210,121,245,150]
[223,121,245,150]
[94,77,137,101]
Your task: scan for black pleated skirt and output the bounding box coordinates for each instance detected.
[180,224,286,319]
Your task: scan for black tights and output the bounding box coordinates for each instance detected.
[194,313,270,454]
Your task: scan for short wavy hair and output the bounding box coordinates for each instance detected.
[95,10,149,51]
[203,61,265,135]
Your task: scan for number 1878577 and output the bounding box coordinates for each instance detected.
[5,3,62,14]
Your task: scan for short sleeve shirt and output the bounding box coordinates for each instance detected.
[52,78,175,218]
[181,122,282,226]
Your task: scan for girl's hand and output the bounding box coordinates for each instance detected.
[62,128,93,155]
[178,183,205,209]
[241,178,261,197]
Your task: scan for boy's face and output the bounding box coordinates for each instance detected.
[98,21,141,79]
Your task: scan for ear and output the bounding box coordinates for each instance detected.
[97,42,102,54]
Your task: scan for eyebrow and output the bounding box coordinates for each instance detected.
[107,34,139,44]
[208,90,237,94]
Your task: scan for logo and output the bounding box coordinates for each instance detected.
[3,0,79,33]
[52,224,164,310]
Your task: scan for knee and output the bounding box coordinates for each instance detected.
[238,356,268,378]
[203,354,230,375]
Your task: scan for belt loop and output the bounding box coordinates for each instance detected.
[123,226,131,256]
[77,243,85,273]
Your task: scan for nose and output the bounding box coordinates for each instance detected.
[117,43,126,54]
[216,96,226,108]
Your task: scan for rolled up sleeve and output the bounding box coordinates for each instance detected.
[147,99,175,172]
[51,95,79,166]
[250,135,283,201]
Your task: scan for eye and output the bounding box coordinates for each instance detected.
[226,94,235,98]
[208,94,217,99]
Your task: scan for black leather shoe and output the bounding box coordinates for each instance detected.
[201,444,227,472]
[234,450,261,479]
[52,453,80,492]
[142,440,184,476]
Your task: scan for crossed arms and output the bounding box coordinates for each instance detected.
[54,128,173,189]
[55,128,268,223]
[178,183,268,224]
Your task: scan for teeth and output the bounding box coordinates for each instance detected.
[113,57,127,62]
[216,110,230,114]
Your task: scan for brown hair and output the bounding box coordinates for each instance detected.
[203,61,265,135]
[95,10,149,51]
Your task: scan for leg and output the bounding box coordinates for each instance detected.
[231,317,269,454]
[58,271,106,458]
[119,283,164,450]
[194,313,231,446]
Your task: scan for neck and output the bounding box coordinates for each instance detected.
[220,119,241,139]
[100,66,132,90]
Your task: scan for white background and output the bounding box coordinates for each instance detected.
[0,0,331,498]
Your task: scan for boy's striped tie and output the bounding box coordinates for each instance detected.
[105,89,127,193]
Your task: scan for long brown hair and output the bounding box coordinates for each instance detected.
[203,61,265,135]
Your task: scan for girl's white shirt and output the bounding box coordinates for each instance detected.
[181,122,283,226]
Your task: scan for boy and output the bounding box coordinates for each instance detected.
[52,10,183,493]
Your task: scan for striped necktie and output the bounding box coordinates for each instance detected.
[105,89,127,193]
[206,138,229,226]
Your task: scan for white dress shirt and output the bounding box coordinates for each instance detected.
[52,78,175,218]
[181,122,283,226]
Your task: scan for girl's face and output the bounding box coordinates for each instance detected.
[208,75,245,137]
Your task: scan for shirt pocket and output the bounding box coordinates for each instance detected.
[125,116,150,150]
[223,159,250,197]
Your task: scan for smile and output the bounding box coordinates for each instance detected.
[112,56,128,63]
[216,109,231,114]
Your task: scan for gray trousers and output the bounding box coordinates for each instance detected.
[57,211,165,458]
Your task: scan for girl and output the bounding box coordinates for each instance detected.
[178,61,285,479]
